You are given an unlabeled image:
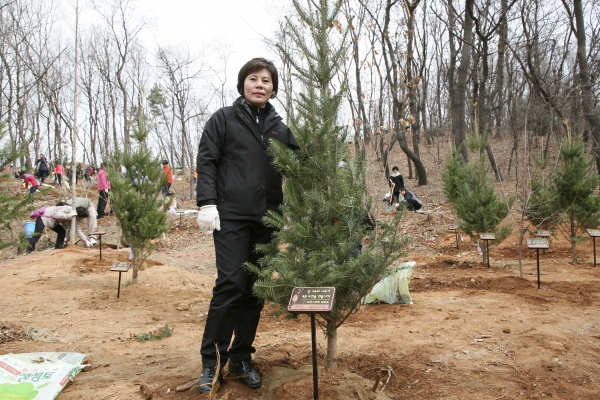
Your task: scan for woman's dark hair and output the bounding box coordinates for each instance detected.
[237,58,278,96]
[392,166,399,171]
[56,201,68,206]
[75,206,89,218]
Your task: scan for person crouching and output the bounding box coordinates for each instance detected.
[27,206,90,253]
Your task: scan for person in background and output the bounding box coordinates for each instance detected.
[35,154,50,183]
[389,166,405,209]
[400,187,422,211]
[59,197,98,245]
[162,160,173,196]
[20,171,39,202]
[97,163,111,218]
[54,161,65,187]
[84,165,95,187]
[67,165,77,185]
[195,57,299,393]
[27,205,91,253]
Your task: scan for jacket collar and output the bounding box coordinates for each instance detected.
[234,97,282,148]
[235,96,279,122]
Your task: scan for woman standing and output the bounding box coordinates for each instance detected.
[96,163,111,218]
[195,58,299,393]
[54,161,65,187]
[35,154,50,183]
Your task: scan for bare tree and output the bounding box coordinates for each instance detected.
[93,0,145,153]
[156,45,203,172]
[562,0,600,173]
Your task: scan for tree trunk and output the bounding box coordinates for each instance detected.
[570,215,577,262]
[132,255,139,284]
[452,0,474,162]
[570,0,600,174]
[396,131,427,184]
[326,324,337,368]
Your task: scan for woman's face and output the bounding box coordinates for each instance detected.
[243,68,273,108]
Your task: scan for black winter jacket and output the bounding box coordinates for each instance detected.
[389,174,404,193]
[196,97,299,222]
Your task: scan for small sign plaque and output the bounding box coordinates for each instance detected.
[536,230,550,237]
[479,232,496,240]
[449,224,458,231]
[110,262,131,272]
[288,287,336,314]
[527,238,549,249]
[93,229,106,235]
[587,229,600,237]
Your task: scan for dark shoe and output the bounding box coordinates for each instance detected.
[228,358,262,389]
[198,366,222,393]
[97,215,105,219]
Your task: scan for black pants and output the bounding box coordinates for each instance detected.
[97,190,109,217]
[200,219,275,368]
[162,183,171,196]
[38,170,48,183]
[27,218,66,251]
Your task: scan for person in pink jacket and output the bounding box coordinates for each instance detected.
[55,162,65,187]
[97,163,111,218]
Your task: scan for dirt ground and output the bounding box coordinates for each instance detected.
[2,140,600,399]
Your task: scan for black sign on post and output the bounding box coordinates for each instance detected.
[449,224,459,249]
[479,233,496,268]
[110,262,131,298]
[527,238,549,289]
[288,287,336,400]
[587,229,600,267]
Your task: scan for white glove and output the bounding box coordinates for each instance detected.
[197,205,220,232]
[84,240,92,247]
[70,210,78,217]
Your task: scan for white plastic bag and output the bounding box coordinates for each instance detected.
[362,261,415,305]
[0,352,87,400]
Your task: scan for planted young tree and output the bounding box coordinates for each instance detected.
[551,139,600,262]
[508,150,560,277]
[107,119,170,284]
[443,148,513,263]
[247,0,408,368]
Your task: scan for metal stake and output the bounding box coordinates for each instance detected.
[117,271,122,298]
[536,249,541,289]
[486,240,490,269]
[594,237,597,267]
[311,314,318,400]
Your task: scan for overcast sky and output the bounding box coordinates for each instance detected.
[140,0,287,79]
